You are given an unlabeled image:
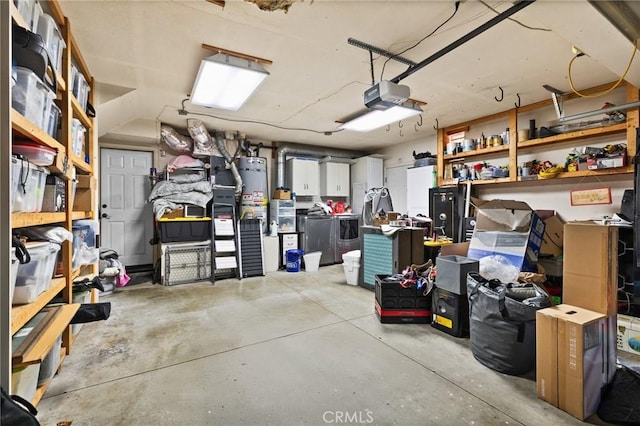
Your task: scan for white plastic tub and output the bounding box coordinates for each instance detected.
[303,251,322,273]
[71,118,86,156]
[38,334,62,386]
[342,250,361,286]
[9,247,18,305]
[14,241,61,304]
[12,142,56,167]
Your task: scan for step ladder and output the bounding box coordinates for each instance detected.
[211,199,239,281]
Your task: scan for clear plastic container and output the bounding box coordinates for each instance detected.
[9,247,18,305]
[12,142,56,166]
[71,118,86,156]
[11,156,21,210]
[12,159,49,212]
[38,334,61,386]
[12,364,40,403]
[71,64,90,112]
[12,66,54,130]
[13,241,61,304]
[46,101,61,139]
[36,13,66,75]
[14,0,35,29]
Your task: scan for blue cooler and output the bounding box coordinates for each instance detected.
[286,249,304,272]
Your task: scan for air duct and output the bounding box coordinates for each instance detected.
[214,130,243,197]
[275,143,366,189]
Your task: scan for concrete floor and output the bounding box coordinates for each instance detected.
[35,265,604,425]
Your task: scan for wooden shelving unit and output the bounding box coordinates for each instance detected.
[6,0,98,405]
[437,81,639,186]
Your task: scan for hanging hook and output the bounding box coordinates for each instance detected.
[433,118,439,131]
[415,114,423,132]
[398,120,403,128]
[494,86,504,102]
[386,125,390,132]
[399,127,404,137]
[514,93,521,108]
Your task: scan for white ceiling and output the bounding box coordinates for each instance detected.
[57,0,640,152]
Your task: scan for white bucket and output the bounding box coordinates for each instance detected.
[342,250,361,285]
[303,251,322,272]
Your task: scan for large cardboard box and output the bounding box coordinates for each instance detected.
[536,210,565,256]
[467,199,545,272]
[563,222,618,385]
[536,305,606,421]
[563,222,618,316]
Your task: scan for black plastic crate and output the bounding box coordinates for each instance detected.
[431,287,469,337]
[374,274,432,324]
[158,218,211,243]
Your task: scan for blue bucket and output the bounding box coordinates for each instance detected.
[286,249,304,272]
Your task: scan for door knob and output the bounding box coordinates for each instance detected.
[101,213,110,219]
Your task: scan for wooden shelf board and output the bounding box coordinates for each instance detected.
[71,97,92,127]
[440,177,512,186]
[12,278,67,334]
[12,304,79,366]
[70,153,92,173]
[12,212,66,228]
[517,123,627,149]
[443,144,510,161]
[71,211,93,220]
[12,111,66,154]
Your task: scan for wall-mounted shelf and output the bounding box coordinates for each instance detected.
[437,81,639,186]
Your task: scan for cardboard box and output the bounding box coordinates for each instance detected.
[536,304,606,421]
[536,210,565,256]
[42,175,66,212]
[467,199,545,272]
[617,314,640,355]
[563,222,618,316]
[587,154,626,170]
[273,189,291,200]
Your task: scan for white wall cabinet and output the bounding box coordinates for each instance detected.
[286,158,319,196]
[320,162,349,197]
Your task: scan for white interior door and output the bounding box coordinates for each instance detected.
[100,148,154,267]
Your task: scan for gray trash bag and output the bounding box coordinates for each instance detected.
[467,272,551,375]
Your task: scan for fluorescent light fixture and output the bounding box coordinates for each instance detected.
[190,53,269,111]
[340,103,423,132]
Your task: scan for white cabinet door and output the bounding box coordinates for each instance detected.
[320,162,350,196]
[286,158,319,196]
[406,166,436,217]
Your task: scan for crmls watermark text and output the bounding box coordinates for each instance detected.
[322,410,374,424]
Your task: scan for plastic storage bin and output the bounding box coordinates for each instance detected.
[38,334,62,386]
[9,247,18,305]
[46,101,61,139]
[71,64,90,112]
[13,241,61,304]
[435,255,479,295]
[12,364,40,403]
[12,159,49,213]
[11,156,20,211]
[342,250,360,285]
[36,13,66,75]
[157,217,211,243]
[14,0,37,30]
[12,66,54,130]
[71,118,86,156]
[12,142,56,166]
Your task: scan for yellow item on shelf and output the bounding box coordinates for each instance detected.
[538,165,564,179]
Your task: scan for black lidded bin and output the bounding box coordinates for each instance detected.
[431,287,469,337]
[158,218,211,243]
[374,274,432,324]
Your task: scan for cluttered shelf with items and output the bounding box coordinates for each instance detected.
[436,81,639,186]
